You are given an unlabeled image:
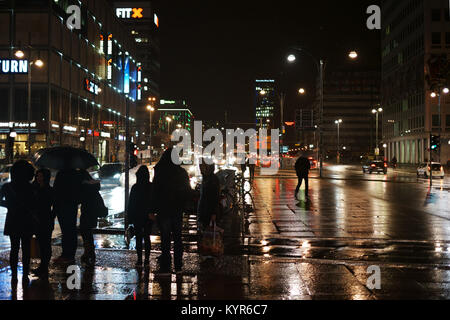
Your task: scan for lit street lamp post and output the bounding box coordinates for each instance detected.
[335,119,342,164]
[166,116,172,135]
[15,48,44,158]
[372,107,383,158]
[287,49,357,178]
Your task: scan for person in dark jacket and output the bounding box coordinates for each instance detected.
[32,168,55,279]
[0,160,36,283]
[295,155,311,199]
[53,168,82,264]
[198,163,221,229]
[152,148,192,274]
[128,165,154,267]
[79,170,102,267]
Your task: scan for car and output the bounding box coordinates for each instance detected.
[94,163,124,186]
[362,160,388,174]
[119,164,155,187]
[0,165,12,185]
[417,162,444,179]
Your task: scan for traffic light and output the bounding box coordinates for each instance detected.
[129,143,138,168]
[431,135,441,150]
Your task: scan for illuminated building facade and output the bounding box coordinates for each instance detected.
[0,0,141,164]
[255,79,276,129]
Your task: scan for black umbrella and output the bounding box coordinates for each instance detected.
[33,147,99,170]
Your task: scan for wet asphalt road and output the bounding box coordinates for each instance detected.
[1,164,450,299]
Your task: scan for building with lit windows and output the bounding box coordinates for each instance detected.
[0,0,142,164]
[108,0,160,148]
[382,0,450,164]
[255,79,276,129]
[158,99,194,132]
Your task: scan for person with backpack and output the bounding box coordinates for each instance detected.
[152,148,193,274]
[128,165,154,267]
[295,154,311,199]
[32,168,55,279]
[79,170,106,267]
[0,160,36,284]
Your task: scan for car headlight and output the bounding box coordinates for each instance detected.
[114,173,121,179]
[93,173,99,179]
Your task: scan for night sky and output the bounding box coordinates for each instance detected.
[155,0,381,124]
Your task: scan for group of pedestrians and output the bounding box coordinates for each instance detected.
[1,147,236,283]
[1,160,104,284]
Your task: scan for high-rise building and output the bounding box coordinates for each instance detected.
[158,99,194,132]
[109,1,160,147]
[382,0,450,164]
[0,0,141,164]
[255,79,276,129]
[314,70,381,160]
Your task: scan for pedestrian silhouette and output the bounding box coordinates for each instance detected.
[53,167,82,264]
[0,160,36,284]
[128,165,154,267]
[152,148,193,274]
[79,170,103,267]
[295,155,311,199]
[198,163,220,230]
[32,168,55,279]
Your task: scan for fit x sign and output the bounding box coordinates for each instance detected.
[116,8,144,19]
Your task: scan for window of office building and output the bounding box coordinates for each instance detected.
[432,32,441,45]
[432,9,441,21]
[446,33,450,46]
[0,88,9,121]
[14,88,27,121]
[432,115,440,127]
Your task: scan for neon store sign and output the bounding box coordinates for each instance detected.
[116,8,144,19]
[0,59,29,74]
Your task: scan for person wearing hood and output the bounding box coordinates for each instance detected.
[79,170,102,266]
[198,163,221,229]
[32,168,55,279]
[128,165,154,267]
[152,148,193,274]
[0,160,36,284]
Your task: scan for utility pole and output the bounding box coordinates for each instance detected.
[319,59,324,178]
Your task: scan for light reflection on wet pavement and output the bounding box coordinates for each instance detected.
[2,165,450,299]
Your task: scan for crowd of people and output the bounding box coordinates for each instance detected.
[1,147,223,284]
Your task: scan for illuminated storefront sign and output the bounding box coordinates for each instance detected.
[116,8,144,19]
[63,125,77,132]
[0,122,37,128]
[107,59,112,80]
[101,132,111,138]
[84,79,99,95]
[0,59,28,74]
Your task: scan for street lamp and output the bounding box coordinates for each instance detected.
[287,48,325,177]
[372,107,383,158]
[15,50,44,157]
[166,116,172,134]
[348,51,358,60]
[298,88,306,95]
[335,119,343,164]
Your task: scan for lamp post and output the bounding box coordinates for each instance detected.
[15,49,44,158]
[430,87,449,166]
[147,102,155,164]
[166,116,172,135]
[372,107,383,158]
[335,119,342,164]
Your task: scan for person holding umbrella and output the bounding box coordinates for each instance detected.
[33,147,99,265]
[0,160,36,284]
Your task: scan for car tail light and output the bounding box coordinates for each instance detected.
[384,163,388,168]
[371,164,376,168]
